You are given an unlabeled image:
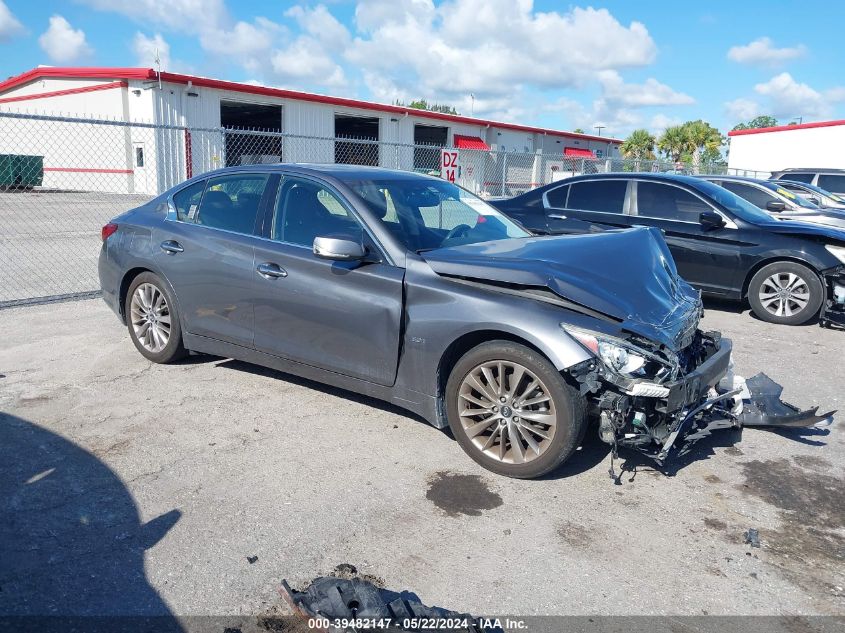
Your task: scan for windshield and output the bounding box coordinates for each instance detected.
[763,182,820,208]
[347,177,530,252]
[689,179,775,224]
[782,181,845,203]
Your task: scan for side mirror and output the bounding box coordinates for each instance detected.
[809,197,820,205]
[313,235,366,261]
[766,200,787,212]
[699,211,725,230]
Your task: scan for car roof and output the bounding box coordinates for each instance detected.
[700,175,781,187]
[542,172,705,187]
[774,168,845,173]
[179,163,444,186]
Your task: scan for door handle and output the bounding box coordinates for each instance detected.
[256,262,288,279]
[548,213,568,220]
[160,240,183,254]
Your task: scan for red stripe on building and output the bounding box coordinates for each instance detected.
[728,119,845,136]
[43,167,133,174]
[0,81,127,105]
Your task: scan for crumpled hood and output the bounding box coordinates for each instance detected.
[423,227,702,350]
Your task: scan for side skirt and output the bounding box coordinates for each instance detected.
[182,332,441,427]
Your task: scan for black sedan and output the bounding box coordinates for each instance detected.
[492,173,845,327]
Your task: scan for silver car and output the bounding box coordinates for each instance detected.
[98,165,830,478]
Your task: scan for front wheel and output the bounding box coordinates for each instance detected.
[747,261,823,326]
[125,272,187,363]
[445,341,587,479]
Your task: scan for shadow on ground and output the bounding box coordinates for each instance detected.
[0,412,181,628]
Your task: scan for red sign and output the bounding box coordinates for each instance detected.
[440,149,459,183]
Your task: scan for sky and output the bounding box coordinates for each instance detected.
[0,0,843,139]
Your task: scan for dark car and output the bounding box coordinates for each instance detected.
[99,165,829,479]
[700,175,845,230]
[492,173,845,327]
[770,168,845,196]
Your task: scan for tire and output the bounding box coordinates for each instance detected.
[125,272,187,363]
[747,261,823,326]
[445,340,587,479]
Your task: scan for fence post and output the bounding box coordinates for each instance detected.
[184,128,193,179]
[501,152,507,197]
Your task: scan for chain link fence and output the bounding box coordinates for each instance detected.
[0,111,766,307]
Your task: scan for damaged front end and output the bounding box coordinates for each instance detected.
[820,266,845,328]
[564,326,835,474]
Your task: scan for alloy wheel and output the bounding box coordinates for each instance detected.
[457,360,557,464]
[758,272,810,317]
[130,283,172,353]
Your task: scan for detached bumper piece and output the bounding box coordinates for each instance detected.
[738,373,835,428]
[656,372,834,467]
[280,577,486,633]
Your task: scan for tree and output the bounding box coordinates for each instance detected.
[732,115,778,131]
[620,129,656,169]
[657,125,689,162]
[684,120,724,173]
[394,98,459,115]
[573,128,586,134]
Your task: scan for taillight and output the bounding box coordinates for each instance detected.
[101,223,118,241]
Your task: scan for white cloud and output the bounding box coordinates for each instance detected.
[38,15,93,62]
[649,113,682,134]
[727,37,806,66]
[199,18,282,72]
[597,71,694,107]
[80,0,226,34]
[286,4,351,51]
[724,97,762,122]
[0,0,24,42]
[132,32,170,69]
[753,72,845,119]
[271,37,347,90]
[346,1,657,109]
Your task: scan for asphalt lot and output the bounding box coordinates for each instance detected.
[0,297,843,620]
[0,191,151,304]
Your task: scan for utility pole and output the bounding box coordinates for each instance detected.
[470,93,475,117]
[594,125,605,137]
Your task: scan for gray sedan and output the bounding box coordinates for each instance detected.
[98,165,829,478]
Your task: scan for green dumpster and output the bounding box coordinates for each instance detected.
[0,154,44,188]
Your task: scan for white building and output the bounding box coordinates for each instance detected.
[0,66,621,195]
[727,119,845,176]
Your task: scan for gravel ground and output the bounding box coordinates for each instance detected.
[0,298,843,621]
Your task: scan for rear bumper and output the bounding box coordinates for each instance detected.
[97,243,123,322]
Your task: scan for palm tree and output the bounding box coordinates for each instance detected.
[657,125,689,163]
[684,120,723,173]
[620,129,656,170]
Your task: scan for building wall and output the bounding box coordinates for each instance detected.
[728,125,845,175]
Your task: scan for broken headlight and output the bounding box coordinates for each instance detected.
[562,325,655,377]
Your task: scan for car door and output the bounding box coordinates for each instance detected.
[251,174,404,386]
[154,172,275,346]
[629,180,744,296]
[543,179,632,234]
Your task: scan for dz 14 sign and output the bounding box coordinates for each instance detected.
[440,149,460,183]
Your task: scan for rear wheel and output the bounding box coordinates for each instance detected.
[445,341,586,479]
[747,261,823,325]
[125,272,187,363]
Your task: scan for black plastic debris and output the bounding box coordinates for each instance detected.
[744,528,761,548]
[281,576,493,632]
[247,555,259,564]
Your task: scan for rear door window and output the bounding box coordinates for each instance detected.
[817,174,845,192]
[720,182,779,209]
[196,173,269,235]
[172,180,206,222]
[566,180,627,213]
[636,182,711,222]
[545,184,569,208]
